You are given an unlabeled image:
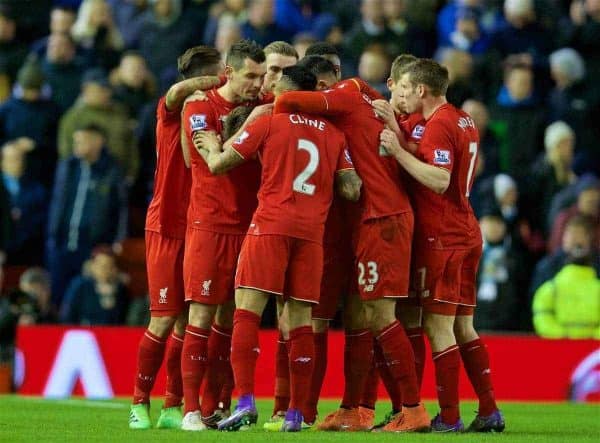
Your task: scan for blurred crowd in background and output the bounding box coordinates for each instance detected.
[0,0,598,345]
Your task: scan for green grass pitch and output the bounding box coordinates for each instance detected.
[0,396,598,442]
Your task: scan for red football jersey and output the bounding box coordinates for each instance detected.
[145,96,191,239]
[397,112,426,144]
[412,103,482,249]
[274,80,412,222]
[182,89,261,234]
[231,112,352,243]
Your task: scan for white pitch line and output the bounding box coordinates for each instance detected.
[21,397,127,409]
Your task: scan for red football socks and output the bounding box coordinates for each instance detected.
[272,331,290,415]
[459,338,498,416]
[288,326,315,414]
[432,345,461,424]
[164,332,184,408]
[374,339,403,412]
[405,327,426,389]
[230,309,261,396]
[376,321,420,406]
[133,330,167,405]
[181,325,210,413]
[201,324,232,417]
[360,350,378,410]
[341,329,373,409]
[305,331,327,424]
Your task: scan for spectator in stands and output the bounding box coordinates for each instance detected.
[382,0,428,57]
[560,0,600,78]
[527,121,577,233]
[532,216,600,339]
[203,0,247,47]
[475,207,526,331]
[30,5,77,58]
[135,0,197,81]
[16,267,57,324]
[442,4,491,55]
[0,143,47,265]
[215,15,243,57]
[490,0,554,69]
[437,47,478,107]
[106,0,148,49]
[462,99,499,180]
[71,0,124,70]
[0,6,28,92]
[58,68,137,181]
[343,0,396,63]
[530,214,600,296]
[60,246,128,325]
[240,0,292,46]
[549,176,600,254]
[357,45,390,98]
[0,58,60,186]
[548,47,600,173]
[47,124,128,305]
[0,177,8,266]
[292,33,318,59]
[41,33,85,112]
[489,62,545,179]
[109,51,156,118]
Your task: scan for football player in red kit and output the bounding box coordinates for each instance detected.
[379,58,504,433]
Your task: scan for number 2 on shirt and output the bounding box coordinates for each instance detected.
[465,141,477,197]
[293,139,319,195]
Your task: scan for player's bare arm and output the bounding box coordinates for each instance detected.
[165,76,220,111]
[221,104,273,152]
[372,100,418,153]
[380,128,450,194]
[335,169,362,202]
[194,131,244,175]
[180,125,191,168]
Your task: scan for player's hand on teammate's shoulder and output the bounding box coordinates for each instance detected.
[247,103,273,123]
[379,128,402,157]
[193,130,222,153]
[183,90,209,108]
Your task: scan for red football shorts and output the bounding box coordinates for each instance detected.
[352,212,414,301]
[145,230,185,316]
[235,234,323,304]
[312,239,353,321]
[183,228,245,305]
[411,242,481,316]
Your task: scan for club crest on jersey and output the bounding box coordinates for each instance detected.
[201,280,212,296]
[234,130,249,145]
[159,287,168,304]
[433,149,451,165]
[411,124,425,140]
[189,114,207,131]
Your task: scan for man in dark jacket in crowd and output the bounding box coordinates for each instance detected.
[46,123,127,305]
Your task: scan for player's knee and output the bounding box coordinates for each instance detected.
[215,300,235,329]
[287,299,313,329]
[454,315,478,344]
[188,302,217,329]
[365,299,397,332]
[148,315,177,338]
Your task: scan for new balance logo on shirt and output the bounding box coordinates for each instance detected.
[294,357,312,363]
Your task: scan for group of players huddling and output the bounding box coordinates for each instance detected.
[127,37,506,434]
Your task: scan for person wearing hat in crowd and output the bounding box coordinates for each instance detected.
[57,67,137,182]
[548,47,600,174]
[0,57,60,187]
[47,123,128,306]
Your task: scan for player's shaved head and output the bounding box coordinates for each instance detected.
[178,45,222,78]
[298,55,337,90]
[403,58,449,97]
[223,106,254,140]
[390,53,418,82]
[305,42,341,79]
[279,65,316,91]
[226,39,266,71]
